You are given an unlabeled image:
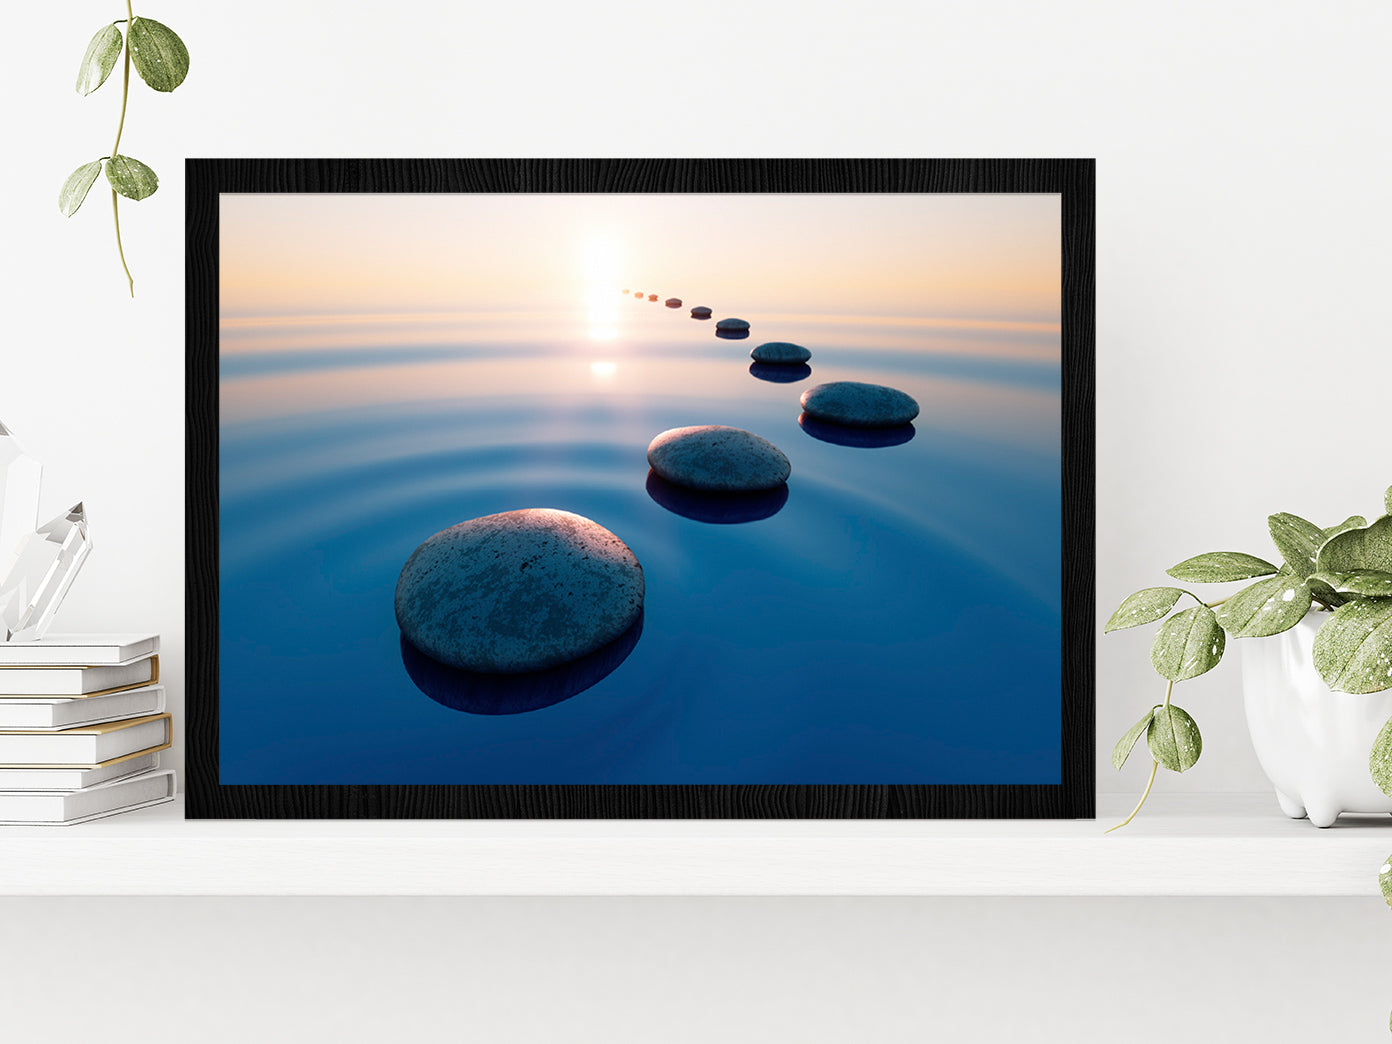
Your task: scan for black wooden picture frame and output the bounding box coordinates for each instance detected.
[185,157,1094,819]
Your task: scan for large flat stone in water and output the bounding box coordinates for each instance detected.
[395,509,644,674]
[647,425,791,492]
[800,381,920,428]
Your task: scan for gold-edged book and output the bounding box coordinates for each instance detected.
[0,749,162,790]
[0,655,159,698]
[0,713,172,767]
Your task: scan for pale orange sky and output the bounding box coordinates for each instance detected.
[220,193,1060,322]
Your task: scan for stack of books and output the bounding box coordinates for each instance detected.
[0,633,174,825]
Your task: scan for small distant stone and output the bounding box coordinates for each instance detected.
[716,318,749,332]
[633,292,643,298]
[395,509,644,674]
[800,381,920,427]
[665,298,682,308]
[690,306,712,319]
[647,425,791,492]
[750,341,811,364]
[647,294,659,301]
[621,289,630,294]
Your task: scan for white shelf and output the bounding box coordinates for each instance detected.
[0,794,1388,896]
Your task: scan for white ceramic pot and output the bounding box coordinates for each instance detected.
[1241,611,1392,827]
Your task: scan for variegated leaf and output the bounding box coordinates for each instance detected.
[1150,606,1225,681]
[1105,588,1185,633]
[1166,551,1277,584]
[1312,599,1392,694]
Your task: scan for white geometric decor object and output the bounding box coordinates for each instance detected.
[0,421,42,567]
[0,503,92,642]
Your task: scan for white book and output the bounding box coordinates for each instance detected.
[0,750,160,790]
[0,654,158,696]
[0,633,159,666]
[0,768,176,825]
[0,685,165,730]
[0,713,171,767]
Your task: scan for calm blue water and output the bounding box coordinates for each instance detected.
[219,302,1061,784]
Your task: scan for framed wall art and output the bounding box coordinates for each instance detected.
[186,157,1094,818]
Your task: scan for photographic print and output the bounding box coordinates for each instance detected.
[186,159,1094,818]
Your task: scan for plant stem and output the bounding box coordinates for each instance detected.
[111,0,135,297]
[1106,760,1158,833]
[111,189,133,297]
[1182,592,1229,610]
[1106,679,1175,832]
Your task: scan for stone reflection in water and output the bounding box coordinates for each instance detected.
[749,362,812,384]
[401,613,644,716]
[645,470,789,524]
[798,413,916,448]
[715,328,750,340]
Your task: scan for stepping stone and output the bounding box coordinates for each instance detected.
[716,318,749,332]
[690,306,712,319]
[395,508,644,674]
[750,341,811,364]
[665,298,682,308]
[799,381,920,427]
[646,425,791,492]
[647,294,659,301]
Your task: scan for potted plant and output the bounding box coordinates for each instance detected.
[1104,484,1392,933]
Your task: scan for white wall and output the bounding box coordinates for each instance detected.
[3,2,1391,1041]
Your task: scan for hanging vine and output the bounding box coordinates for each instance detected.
[59,5,189,297]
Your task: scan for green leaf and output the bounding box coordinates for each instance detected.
[1324,515,1367,541]
[104,155,158,201]
[128,17,189,92]
[1385,486,1391,516]
[58,160,104,217]
[1380,848,1392,910]
[1146,704,1202,772]
[1112,708,1157,770]
[1267,513,1325,579]
[1312,598,1392,694]
[1166,551,1278,583]
[1305,574,1350,610]
[1150,606,1226,681]
[1317,515,1392,575]
[1215,576,1312,638]
[1371,718,1392,799]
[1104,588,1185,633]
[76,23,123,95]
[1309,570,1392,598]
